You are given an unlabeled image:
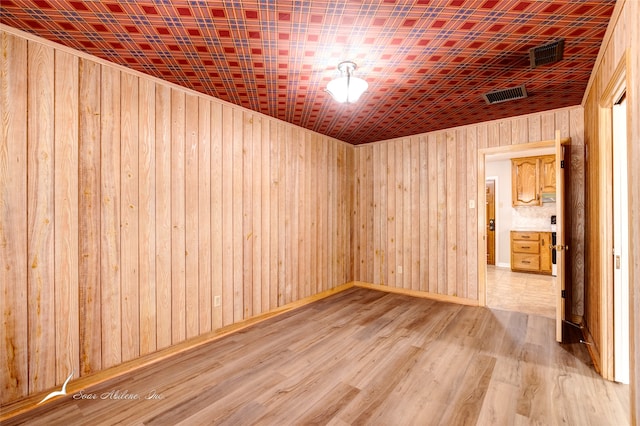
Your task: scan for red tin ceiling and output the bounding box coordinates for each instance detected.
[0,0,614,145]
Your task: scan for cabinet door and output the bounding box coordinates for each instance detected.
[540,155,556,194]
[512,158,540,206]
[539,231,552,273]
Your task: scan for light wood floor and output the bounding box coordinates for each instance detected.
[486,266,556,319]
[5,288,628,425]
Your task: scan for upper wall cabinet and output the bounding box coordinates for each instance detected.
[512,157,540,206]
[511,155,555,206]
[539,155,556,194]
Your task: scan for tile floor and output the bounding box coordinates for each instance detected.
[485,265,556,319]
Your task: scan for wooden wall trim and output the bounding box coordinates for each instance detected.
[595,51,628,381]
[0,282,355,422]
[582,0,638,420]
[353,282,479,307]
[581,0,626,106]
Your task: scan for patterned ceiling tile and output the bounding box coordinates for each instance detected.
[0,0,614,144]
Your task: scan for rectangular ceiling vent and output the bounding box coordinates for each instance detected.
[482,85,528,105]
[529,39,564,68]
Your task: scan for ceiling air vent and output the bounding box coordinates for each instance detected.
[482,85,528,105]
[529,39,564,68]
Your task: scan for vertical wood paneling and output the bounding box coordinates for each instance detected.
[528,114,541,142]
[456,128,467,298]
[277,122,286,304]
[78,57,102,374]
[261,119,271,312]
[410,139,420,291]
[395,141,404,287]
[387,142,396,286]
[198,97,211,334]
[309,133,318,295]
[379,142,388,286]
[170,89,186,344]
[210,101,223,330]
[419,137,428,292]
[184,93,199,339]
[221,104,234,326]
[27,40,56,393]
[2,29,357,405]
[54,49,79,384]
[120,72,139,362]
[569,107,585,318]
[100,65,121,369]
[268,121,279,309]
[252,115,263,310]
[232,109,243,319]
[372,144,381,285]
[365,145,374,284]
[436,134,447,294]
[138,78,156,355]
[427,135,438,294]
[154,84,172,350]
[1,32,28,403]
[317,134,327,293]
[402,139,411,290]
[466,127,479,300]
[242,112,254,318]
[354,106,584,306]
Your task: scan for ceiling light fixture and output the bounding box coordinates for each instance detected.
[325,61,368,103]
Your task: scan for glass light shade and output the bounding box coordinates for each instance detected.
[326,76,368,103]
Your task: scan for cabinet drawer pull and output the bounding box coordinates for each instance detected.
[521,246,530,249]
[521,235,530,238]
[522,261,530,264]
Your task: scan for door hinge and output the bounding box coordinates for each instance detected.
[561,290,566,298]
[560,160,565,168]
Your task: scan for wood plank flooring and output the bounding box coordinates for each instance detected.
[4,288,628,425]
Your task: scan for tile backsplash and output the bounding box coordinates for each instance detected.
[512,203,556,230]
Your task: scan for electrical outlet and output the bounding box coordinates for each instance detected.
[214,295,221,307]
[397,265,403,274]
[469,200,475,209]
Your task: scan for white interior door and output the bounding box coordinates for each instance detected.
[613,95,629,384]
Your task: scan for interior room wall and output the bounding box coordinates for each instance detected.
[353,105,585,308]
[582,0,639,418]
[0,28,354,405]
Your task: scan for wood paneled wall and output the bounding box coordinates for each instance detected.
[582,0,640,419]
[353,106,585,308]
[0,29,353,405]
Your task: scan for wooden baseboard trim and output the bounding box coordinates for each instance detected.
[353,281,479,306]
[581,322,602,375]
[0,282,354,422]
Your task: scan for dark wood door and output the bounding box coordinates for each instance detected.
[486,180,495,265]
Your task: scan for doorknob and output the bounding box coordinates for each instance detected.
[488,219,495,231]
[551,244,569,251]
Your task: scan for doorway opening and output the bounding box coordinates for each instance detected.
[481,145,557,320]
[613,92,629,384]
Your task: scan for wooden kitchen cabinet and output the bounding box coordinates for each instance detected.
[539,155,556,194]
[511,231,552,274]
[512,157,539,206]
[511,155,556,206]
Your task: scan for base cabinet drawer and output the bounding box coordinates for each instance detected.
[512,241,539,254]
[512,253,540,271]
